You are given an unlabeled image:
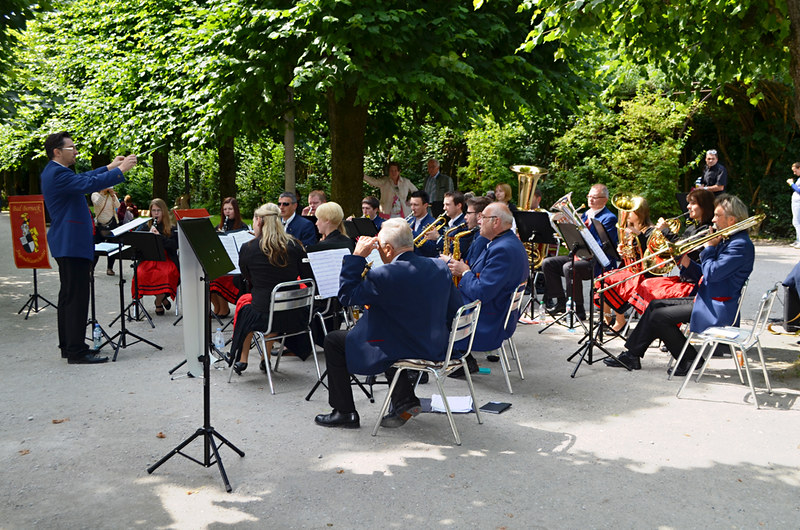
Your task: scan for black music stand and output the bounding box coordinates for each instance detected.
[515,210,557,313]
[148,217,243,493]
[540,223,590,335]
[115,230,165,327]
[349,217,379,237]
[89,244,119,348]
[106,237,163,361]
[591,218,624,341]
[17,269,56,319]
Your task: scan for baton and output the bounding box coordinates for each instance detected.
[136,143,167,158]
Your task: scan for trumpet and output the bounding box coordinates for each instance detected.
[413,214,448,248]
[596,213,765,294]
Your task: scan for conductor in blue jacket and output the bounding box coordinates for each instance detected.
[40,132,137,364]
[447,202,529,374]
[605,195,755,376]
[315,218,462,429]
[278,191,318,248]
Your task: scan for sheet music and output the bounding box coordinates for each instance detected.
[111,216,150,237]
[231,230,255,250]
[94,242,121,254]
[217,234,241,274]
[306,248,351,299]
[105,244,132,257]
[366,248,385,270]
[579,229,611,268]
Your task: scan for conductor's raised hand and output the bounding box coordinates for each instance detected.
[118,154,138,173]
[107,155,126,170]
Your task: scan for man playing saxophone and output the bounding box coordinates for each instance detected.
[604,194,755,376]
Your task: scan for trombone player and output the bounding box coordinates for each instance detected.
[604,195,755,376]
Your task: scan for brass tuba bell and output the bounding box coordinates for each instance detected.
[510,165,548,268]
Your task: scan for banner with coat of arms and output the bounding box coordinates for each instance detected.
[8,195,51,269]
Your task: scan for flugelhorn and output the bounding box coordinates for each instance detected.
[596,213,765,294]
[413,214,448,248]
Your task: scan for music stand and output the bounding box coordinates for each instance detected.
[515,210,557,313]
[430,200,444,218]
[90,243,121,348]
[117,230,165,327]
[350,217,379,237]
[540,223,591,335]
[147,217,243,493]
[590,219,625,341]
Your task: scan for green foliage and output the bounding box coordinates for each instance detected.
[550,89,695,217]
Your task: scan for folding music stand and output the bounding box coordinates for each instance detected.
[591,218,624,341]
[515,210,557,313]
[148,217,243,493]
[116,230,165,327]
[90,242,122,348]
[350,217,379,237]
[540,223,590,335]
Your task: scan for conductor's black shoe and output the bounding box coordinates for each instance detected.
[233,362,248,375]
[547,299,566,315]
[668,357,705,377]
[381,399,422,428]
[315,410,360,429]
[68,352,109,364]
[449,354,479,379]
[603,351,641,370]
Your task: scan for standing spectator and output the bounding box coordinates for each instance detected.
[364,162,417,219]
[423,158,453,206]
[91,187,120,275]
[698,149,727,195]
[787,162,800,249]
[302,190,327,216]
[117,194,138,223]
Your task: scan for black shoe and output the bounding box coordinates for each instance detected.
[163,298,172,311]
[450,354,479,378]
[668,357,705,377]
[68,352,109,364]
[575,308,587,321]
[547,300,567,316]
[233,362,248,375]
[603,351,641,370]
[259,359,266,372]
[381,400,422,428]
[407,371,429,385]
[315,410,360,429]
[486,354,500,362]
[711,344,730,358]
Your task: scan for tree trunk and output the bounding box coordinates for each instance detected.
[218,136,236,204]
[788,0,800,127]
[152,150,169,201]
[183,159,191,195]
[328,86,368,218]
[284,111,296,195]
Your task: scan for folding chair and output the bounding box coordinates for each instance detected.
[227,279,320,395]
[496,281,528,394]
[676,283,779,409]
[668,280,748,378]
[372,300,483,446]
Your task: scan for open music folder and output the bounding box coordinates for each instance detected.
[217,231,255,274]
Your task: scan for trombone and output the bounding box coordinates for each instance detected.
[413,214,448,248]
[596,213,765,294]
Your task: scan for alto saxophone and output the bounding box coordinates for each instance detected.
[442,222,468,256]
[451,227,478,286]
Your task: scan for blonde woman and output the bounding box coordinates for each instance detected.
[308,202,355,252]
[133,198,179,315]
[229,203,310,374]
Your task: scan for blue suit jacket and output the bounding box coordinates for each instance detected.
[463,233,487,265]
[408,212,438,257]
[339,252,462,375]
[686,230,754,332]
[370,215,384,231]
[286,214,318,248]
[582,206,618,274]
[458,230,529,351]
[436,214,467,253]
[40,161,125,260]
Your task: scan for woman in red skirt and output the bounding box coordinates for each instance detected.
[133,198,179,315]
[210,197,250,318]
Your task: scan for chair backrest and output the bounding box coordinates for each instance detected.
[266,278,316,332]
[733,279,749,324]
[441,300,482,366]
[748,282,780,340]
[502,281,528,329]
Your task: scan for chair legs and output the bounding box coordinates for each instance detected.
[667,332,695,381]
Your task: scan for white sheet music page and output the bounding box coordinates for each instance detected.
[217,234,241,274]
[111,216,150,237]
[306,248,351,299]
[231,230,255,250]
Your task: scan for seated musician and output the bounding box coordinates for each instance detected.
[308,202,355,253]
[228,203,310,375]
[314,219,462,429]
[461,196,491,265]
[424,191,466,253]
[301,190,327,216]
[278,191,318,248]
[628,189,715,314]
[542,184,618,321]
[347,195,384,230]
[596,198,655,332]
[604,195,754,375]
[210,197,250,318]
[133,198,179,316]
[407,190,438,257]
[447,202,529,376]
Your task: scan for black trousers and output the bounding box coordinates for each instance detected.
[625,297,697,360]
[324,330,414,413]
[542,255,594,308]
[55,257,92,358]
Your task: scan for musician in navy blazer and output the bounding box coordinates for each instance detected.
[542,183,618,318]
[278,191,318,247]
[315,219,462,429]
[407,190,438,257]
[448,202,529,352]
[606,195,755,375]
[434,191,467,253]
[40,132,137,364]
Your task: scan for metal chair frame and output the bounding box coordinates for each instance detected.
[675,283,779,409]
[496,281,529,394]
[371,300,483,446]
[227,279,319,395]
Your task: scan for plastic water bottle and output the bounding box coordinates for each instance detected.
[213,327,225,351]
[538,301,547,324]
[565,297,575,331]
[214,328,225,351]
[565,297,573,314]
[93,324,102,349]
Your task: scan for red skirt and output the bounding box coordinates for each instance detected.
[630,276,696,314]
[594,269,643,312]
[210,275,240,303]
[133,255,179,299]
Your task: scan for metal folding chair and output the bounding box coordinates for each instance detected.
[676,283,779,409]
[227,279,320,394]
[372,300,483,446]
[496,281,529,394]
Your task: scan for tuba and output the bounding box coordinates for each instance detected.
[511,165,549,268]
[611,194,645,271]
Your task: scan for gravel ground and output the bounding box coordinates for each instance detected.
[2,210,799,529]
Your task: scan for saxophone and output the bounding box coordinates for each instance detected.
[442,222,468,256]
[451,227,479,286]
